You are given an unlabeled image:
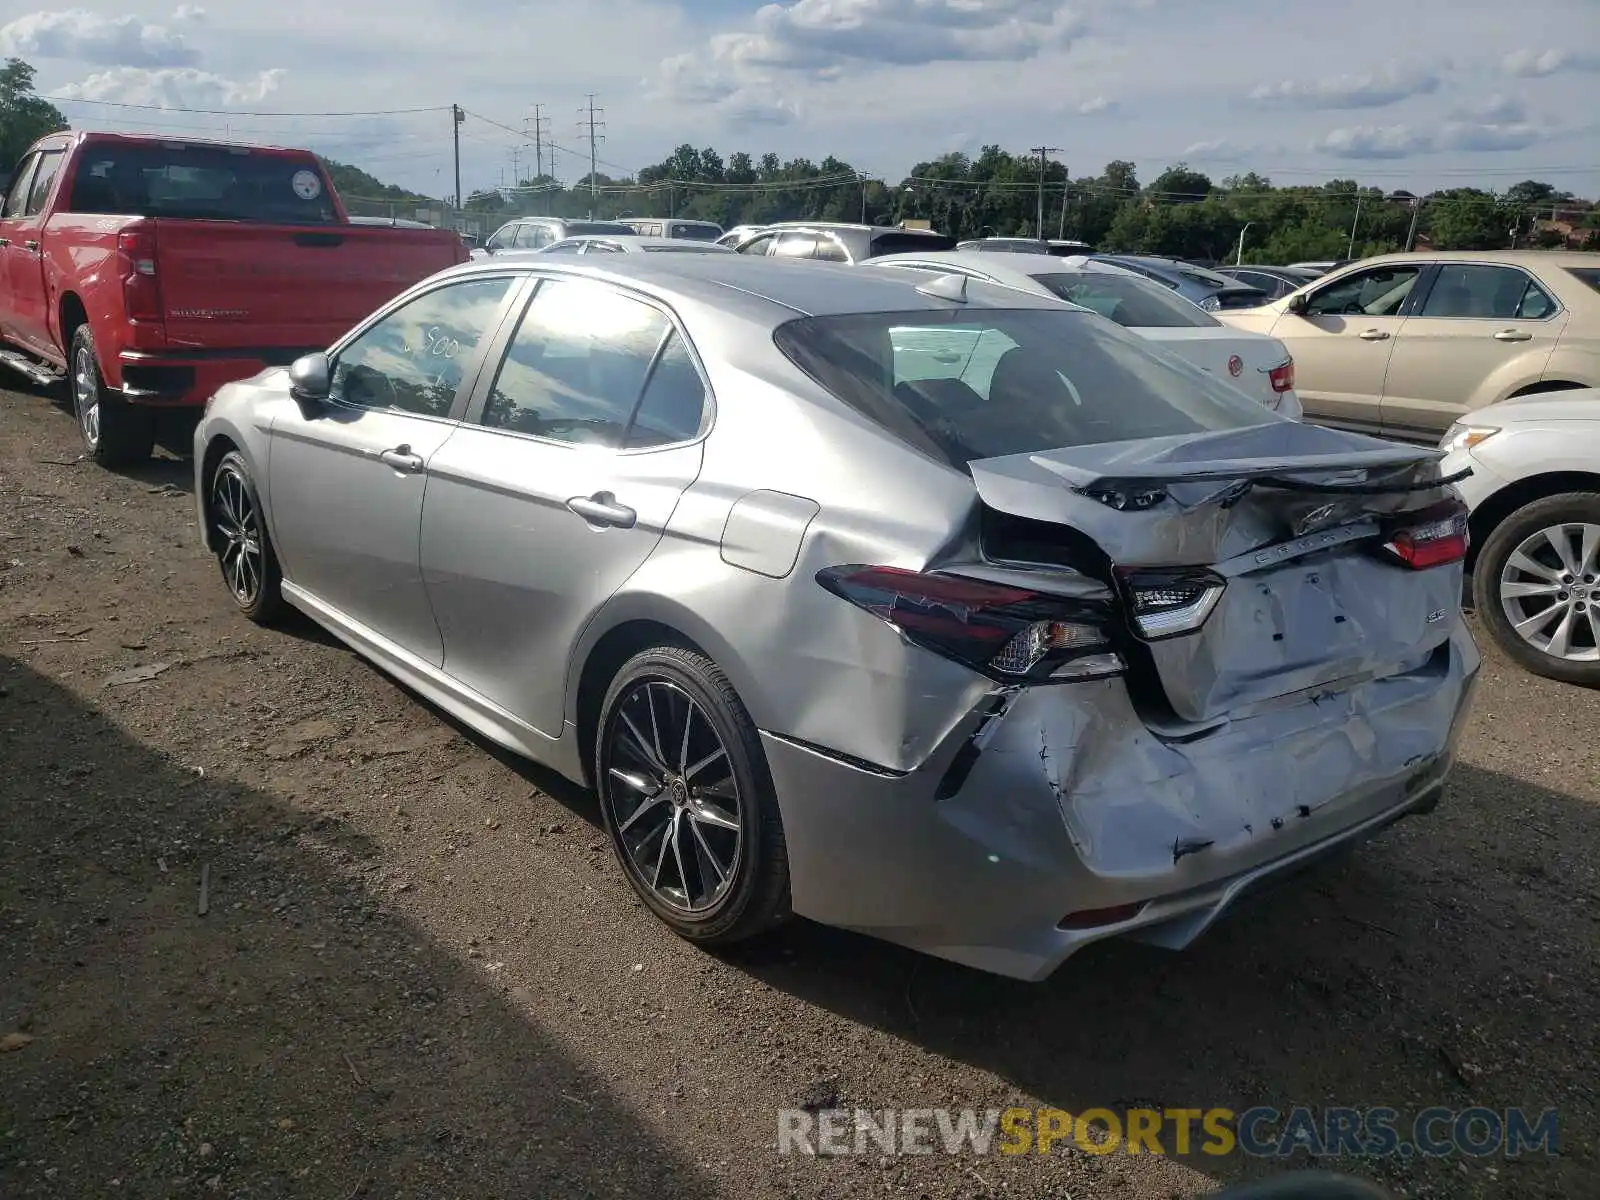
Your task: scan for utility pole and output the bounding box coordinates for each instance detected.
[1346,191,1365,259]
[579,94,605,217]
[1057,164,1070,239]
[451,104,464,211]
[1031,146,1059,239]
[529,104,550,182]
[1403,195,1423,251]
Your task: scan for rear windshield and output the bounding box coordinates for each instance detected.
[868,232,958,256]
[565,221,635,235]
[670,223,722,241]
[1567,267,1600,294]
[1033,273,1219,328]
[64,142,337,224]
[772,308,1275,468]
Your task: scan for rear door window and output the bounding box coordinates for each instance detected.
[64,143,338,223]
[773,232,819,259]
[1419,264,1557,320]
[23,149,64,216]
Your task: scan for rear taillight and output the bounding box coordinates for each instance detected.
[815,565,1124,682]
[1268,358,1295,393]
[1382,497,1469,569]
[1115,567,1227,639]
[117,224,163,323]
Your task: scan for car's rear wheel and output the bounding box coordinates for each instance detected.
[1472,491,1600,686]
[595,646,790,946]
[70,325,153,467]
[209,450,285,624]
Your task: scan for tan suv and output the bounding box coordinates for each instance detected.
[1218,250,1600,440]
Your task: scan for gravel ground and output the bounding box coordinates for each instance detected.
[1,381,1596,1200]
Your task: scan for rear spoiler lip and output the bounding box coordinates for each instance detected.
[1021,446,1443,492]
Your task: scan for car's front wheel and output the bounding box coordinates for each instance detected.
[208,450,285,624]
[1473,491,1600,686]
[594,646,791,946]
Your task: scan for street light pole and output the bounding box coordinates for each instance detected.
[1235,221,1255,265]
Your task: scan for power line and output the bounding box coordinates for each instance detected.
[45,95,448,118]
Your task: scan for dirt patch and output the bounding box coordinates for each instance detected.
[2,383,1596,1198]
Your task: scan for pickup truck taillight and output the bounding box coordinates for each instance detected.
[117,225,163,323]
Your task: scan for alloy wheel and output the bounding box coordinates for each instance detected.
[212,463,264,606]
[601,679,742,913]
[1498,521,1600,664]
[74,345,99,446]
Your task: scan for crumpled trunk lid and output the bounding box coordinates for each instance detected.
[969,421,1464,723]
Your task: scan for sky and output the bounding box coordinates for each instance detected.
[3,0,1598,202]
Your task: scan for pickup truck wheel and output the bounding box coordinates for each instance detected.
[209,450,285,624]
[70,326,153,467]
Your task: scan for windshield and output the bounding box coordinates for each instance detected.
[64,143,338,223]
[1033,273,1219,328]
[772,308,1276,468]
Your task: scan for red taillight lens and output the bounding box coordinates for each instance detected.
[1382,497,1469,569]
[816,565,1124,682]
[1268,358,1295,393]
[117,224,163,324]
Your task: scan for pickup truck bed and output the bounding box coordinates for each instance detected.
[0,131,467,465]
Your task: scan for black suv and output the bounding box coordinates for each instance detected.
[733,222,955,263]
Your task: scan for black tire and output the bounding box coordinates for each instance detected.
[70,325,153,467]
[207,449,285,624]
[1472,491,1600,686]
[594,645,791,946]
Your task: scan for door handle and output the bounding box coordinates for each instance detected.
[0,237,9,247]
[23,240,39,251]
[1493,329,1533,342]
[377,444,425,472]
[1358,329,1391,341]
[567,491,637,529]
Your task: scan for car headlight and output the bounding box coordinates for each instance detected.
[1439,423,1499,454]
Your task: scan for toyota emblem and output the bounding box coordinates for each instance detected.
[1227,355,1244,378]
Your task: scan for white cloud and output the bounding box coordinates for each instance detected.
[1453,94,1527,124]
[1502,48,1600,77]
[1313,117,1550,159]
[1249,62,1441,109]
[55,65,286,108]
[0,10,199,68]
[1077,94,1113,115]
[1312,125,1435,159]
[658,0,1088,107]
[171,5,207,22]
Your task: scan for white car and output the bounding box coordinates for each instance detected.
[864,251,1302,418]
[1442,389,1600,685]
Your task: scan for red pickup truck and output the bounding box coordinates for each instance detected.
[0,131,469,465]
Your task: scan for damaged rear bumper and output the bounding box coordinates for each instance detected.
[761,624,1480,982]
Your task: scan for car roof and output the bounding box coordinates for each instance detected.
[1338,249,1600,268]
[868,250,1141,287]
[429,253,1070,319]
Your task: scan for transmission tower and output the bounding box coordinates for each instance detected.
[578,94,605,214]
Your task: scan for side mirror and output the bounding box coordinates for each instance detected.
[1286,293,1310,315]
[288,352,331,402]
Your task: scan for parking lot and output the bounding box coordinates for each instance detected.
[1,378,1596,1199]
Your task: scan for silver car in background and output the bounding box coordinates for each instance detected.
[193,254,1479,981]
[864,251,1303,418]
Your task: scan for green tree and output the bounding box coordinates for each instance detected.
[1,58,68,169]
[1427,189,1513,250]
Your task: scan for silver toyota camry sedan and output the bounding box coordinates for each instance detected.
[193,254,1480,981]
